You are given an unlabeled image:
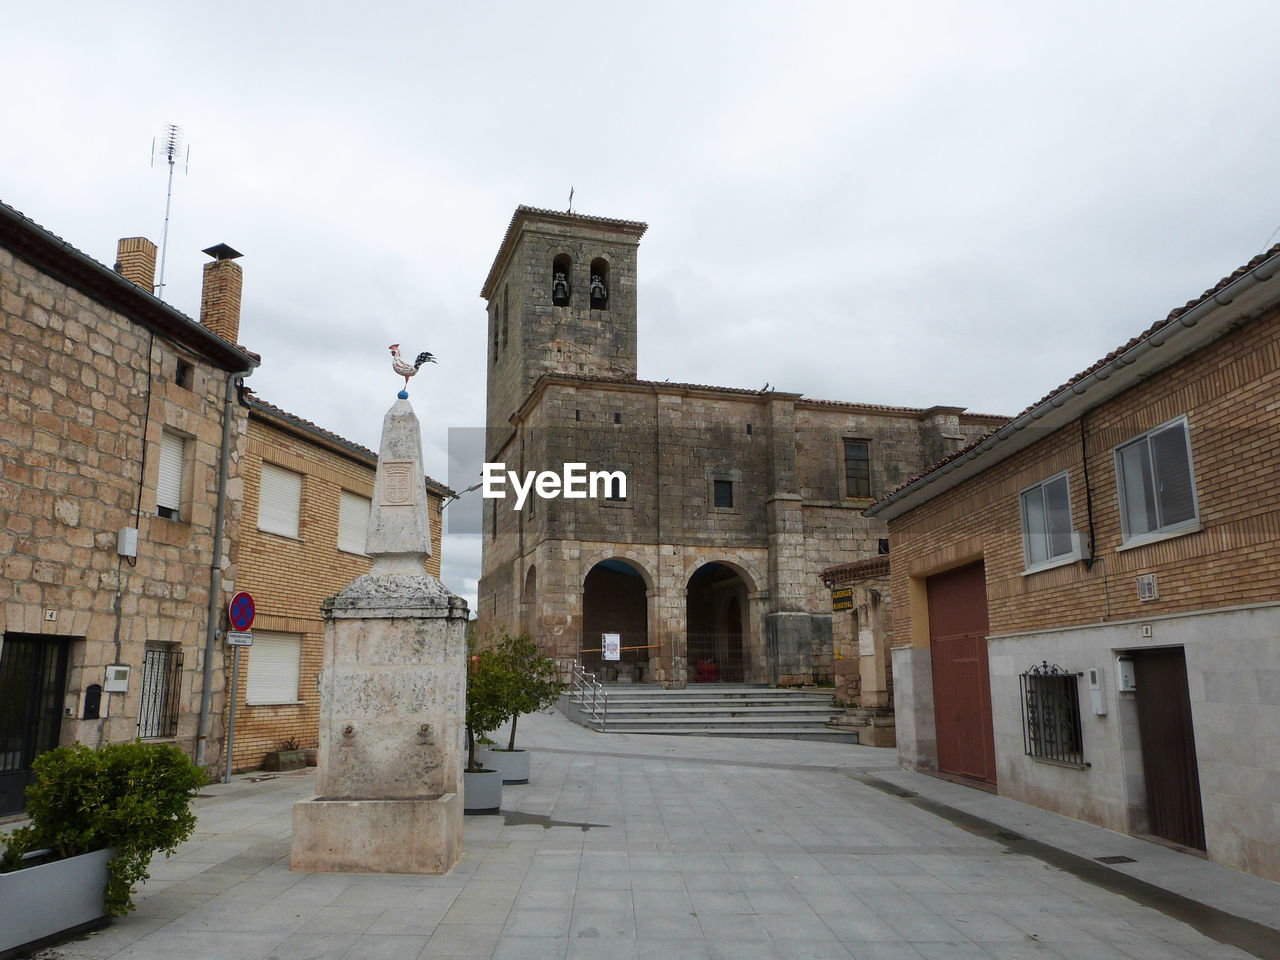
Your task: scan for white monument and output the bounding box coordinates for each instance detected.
[291,394,467,873]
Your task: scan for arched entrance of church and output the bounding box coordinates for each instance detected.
[581,559,651,683]
[686,562,751,683]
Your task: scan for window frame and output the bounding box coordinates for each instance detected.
[337,490,371,555]
[258,462,303,540]
[1113,415,1200,548]
[245,631,303,705]
[156,429,187,521]
[713,479,734,509]
[843,438,871,500]
[1018,470,1078,574]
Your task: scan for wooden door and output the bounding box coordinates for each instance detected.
[1132,648,1206,850]
[927,563,997,785]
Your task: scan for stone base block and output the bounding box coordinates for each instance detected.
[291,794,461,874]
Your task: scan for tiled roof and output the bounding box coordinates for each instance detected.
[0,198,259,372]
[870,242,1280,512]
[529,373,1005,421]
[820,555,890,584]
[245,393,454,496]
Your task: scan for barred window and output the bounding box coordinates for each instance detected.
[1019,662,1085,765]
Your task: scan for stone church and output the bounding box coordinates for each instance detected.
[476,206,1001,689]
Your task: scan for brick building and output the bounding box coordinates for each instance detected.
[0,201,258,813]
[226,395,448,771]
[476,206,1002,690]
[867,243,1280,881]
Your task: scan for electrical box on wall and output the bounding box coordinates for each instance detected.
[117,527,138,558]
[1087,665,1107,715]
[103,664,130,693]
[1116,655,1137,693]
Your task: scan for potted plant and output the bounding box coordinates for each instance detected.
[0,742,204,954]
[480,631,564,784]
[463,647,509,813]
[263,736,306,772]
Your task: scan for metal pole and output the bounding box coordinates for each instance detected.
[225,645,239,784]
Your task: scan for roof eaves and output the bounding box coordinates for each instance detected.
[0,199,259,372]
[866,243,1280,521]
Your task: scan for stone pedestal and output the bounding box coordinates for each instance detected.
[291,397,468,874]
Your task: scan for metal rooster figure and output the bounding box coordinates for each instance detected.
[389,343,436,398]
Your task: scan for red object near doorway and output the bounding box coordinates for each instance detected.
[927,562,997,786]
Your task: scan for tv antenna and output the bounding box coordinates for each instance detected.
[151,123,189,301]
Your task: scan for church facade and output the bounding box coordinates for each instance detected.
[476,206,1002,688]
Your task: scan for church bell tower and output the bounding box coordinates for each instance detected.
[481,206,647,441]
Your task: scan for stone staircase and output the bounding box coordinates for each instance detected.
[558,684,859,743]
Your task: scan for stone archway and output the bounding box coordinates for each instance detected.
[686,562,753,683]
[581,558,651,683]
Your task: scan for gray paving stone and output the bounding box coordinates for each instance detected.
[35,711,1278,960]
[421,923,504,957]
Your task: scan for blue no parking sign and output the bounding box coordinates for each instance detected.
[228,591,256,631]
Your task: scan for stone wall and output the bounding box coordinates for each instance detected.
[1,243,244,766]
[477,371,1000,686]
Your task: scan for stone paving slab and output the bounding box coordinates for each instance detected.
[22,709,1280,960]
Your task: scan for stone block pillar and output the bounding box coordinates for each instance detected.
[292,397,467,874]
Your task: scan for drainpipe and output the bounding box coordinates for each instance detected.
[195,368,251,771]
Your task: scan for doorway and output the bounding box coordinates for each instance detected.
[0,634,69,815]
[927,562,997,785]
[1132,647,1206,850]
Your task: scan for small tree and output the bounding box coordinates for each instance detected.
[0,742,205,916]
[496,631,565,751]
[465,648,511,772]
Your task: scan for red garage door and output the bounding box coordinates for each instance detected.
[927,562,996,786]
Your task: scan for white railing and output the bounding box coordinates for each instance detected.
[556,658,608,731]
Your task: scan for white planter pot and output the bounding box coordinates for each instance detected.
[0,847,112,955]
[478,748,530,784]
[463,768,502,813]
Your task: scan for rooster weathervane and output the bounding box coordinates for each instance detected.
[389,344,436,398]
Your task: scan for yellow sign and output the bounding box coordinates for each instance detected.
[831,587,854,612]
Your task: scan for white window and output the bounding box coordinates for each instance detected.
[1115,416,1198,544]
[1020,471,1075,570]
[258,462,302,538]
[157,430,186,520]
[245,631,301,704]
[338,491,370,554]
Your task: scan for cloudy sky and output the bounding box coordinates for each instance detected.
[6,1,1280,611]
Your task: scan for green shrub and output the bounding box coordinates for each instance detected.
[0,742,206,916]
[465,648,511,772]
[495,631,564,751]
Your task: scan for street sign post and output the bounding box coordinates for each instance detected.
[225,591,256,784]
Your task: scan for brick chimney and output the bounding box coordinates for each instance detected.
[200,243,244,344]
[114,237,157,292]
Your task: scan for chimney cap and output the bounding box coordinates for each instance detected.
[202,243,243,261]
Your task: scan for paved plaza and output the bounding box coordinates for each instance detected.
[29,710,1280,960]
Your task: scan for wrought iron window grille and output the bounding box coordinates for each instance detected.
[1019,661,1088,767]
[137,646,183,739]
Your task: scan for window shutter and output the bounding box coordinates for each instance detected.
[338,491,370,554]
[157,432,185,514]
[245,631,301,704]
[258,463,302,538]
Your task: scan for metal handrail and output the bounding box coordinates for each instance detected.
[556,658,608,732]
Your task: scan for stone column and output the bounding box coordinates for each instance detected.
[292,397,468,874]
